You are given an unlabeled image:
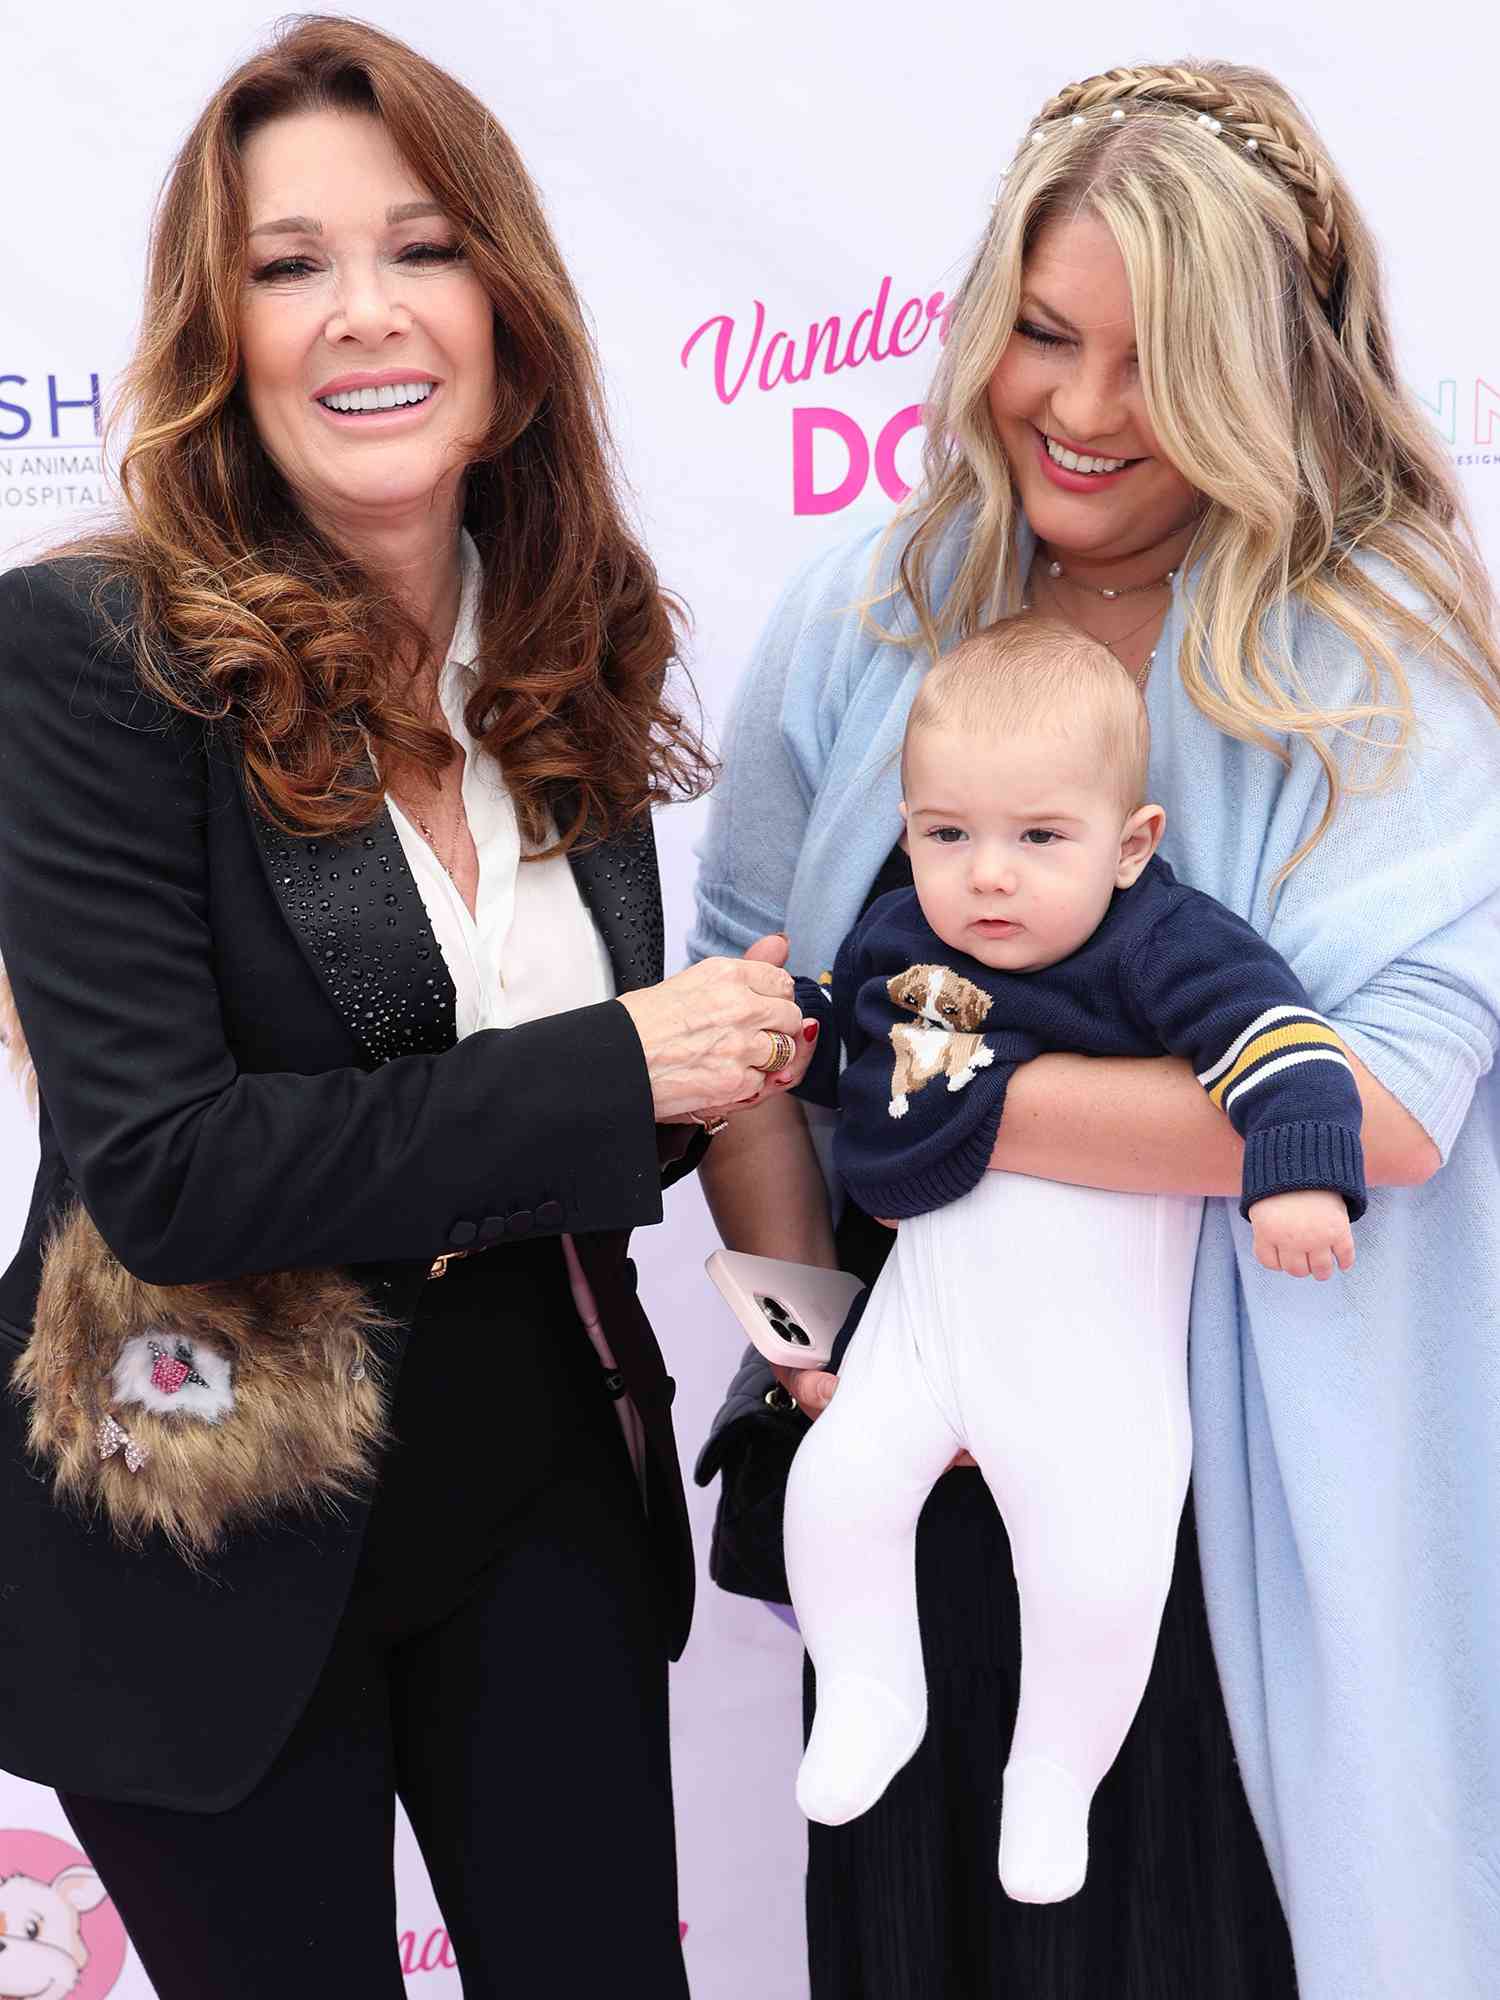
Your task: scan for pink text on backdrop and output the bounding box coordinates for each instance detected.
[395,1918,688,1975]
[399,1926,457,1974]
[680,278,949,405]
[793,404,924,515]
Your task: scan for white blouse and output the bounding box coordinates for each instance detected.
[384,533,615,1038]
[382,537,645,1489]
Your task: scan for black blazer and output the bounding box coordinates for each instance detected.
[0,558,704,1811]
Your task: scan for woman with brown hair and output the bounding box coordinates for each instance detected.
[0,17,803,1996]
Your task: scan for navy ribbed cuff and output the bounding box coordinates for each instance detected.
[790,976,841,1109]
[1240,1121,1366,1222]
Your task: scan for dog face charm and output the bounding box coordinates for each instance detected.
[110,1329,236,1423]
[885,963,996,1118]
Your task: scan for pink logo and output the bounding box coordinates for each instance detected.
[791,405,923,515]
[681,279,948,407]
[0,1830,128,2000]
[682,277,947,515]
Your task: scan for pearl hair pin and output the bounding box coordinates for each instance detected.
[1019,103,1268,160]
[997,100,1274,218]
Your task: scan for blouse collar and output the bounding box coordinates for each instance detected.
[445,529,482,670]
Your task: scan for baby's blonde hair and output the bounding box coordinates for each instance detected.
[904,615,1150,812]
[882,59,1500,887]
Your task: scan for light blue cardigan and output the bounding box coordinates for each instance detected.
[688,515,1500,1998]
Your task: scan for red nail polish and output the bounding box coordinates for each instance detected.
[803,1021,820,1042]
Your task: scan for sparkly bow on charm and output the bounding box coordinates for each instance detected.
[96,1414,150,1474]
[148,1338,209,1398]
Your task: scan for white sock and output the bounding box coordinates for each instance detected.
[998,1756,1091,1903]
[795,1674,927,1826]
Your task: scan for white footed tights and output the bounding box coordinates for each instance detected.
[784,1173,1202,1902]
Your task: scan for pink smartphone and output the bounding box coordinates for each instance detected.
[704,1250,865,1370]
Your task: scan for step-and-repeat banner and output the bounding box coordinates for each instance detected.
[1,1,1496,1992]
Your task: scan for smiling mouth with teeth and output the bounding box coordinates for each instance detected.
[317,381,436,413]
[1044,433,1134,476]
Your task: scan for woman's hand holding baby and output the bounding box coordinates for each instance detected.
[713,1018,821,1117]
[681,935,823,1124]
[617,936,807,1123]
[1248,1190,1356,1279]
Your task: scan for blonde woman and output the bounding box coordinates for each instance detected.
[692,61,1500,2000]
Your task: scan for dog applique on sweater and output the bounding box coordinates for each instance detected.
[885,964,996,1117]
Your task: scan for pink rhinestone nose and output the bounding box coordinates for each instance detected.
[151,1351,192,1396]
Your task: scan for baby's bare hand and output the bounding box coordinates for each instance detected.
[1249,1189,1356,1280]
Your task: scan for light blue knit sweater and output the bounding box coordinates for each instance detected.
[689,514,1500,1998]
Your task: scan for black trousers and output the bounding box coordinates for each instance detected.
[61,1243,689,2000]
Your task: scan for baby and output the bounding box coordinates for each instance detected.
[785,614,1364,1903]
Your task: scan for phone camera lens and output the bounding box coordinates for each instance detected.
[756,1294,811,1347]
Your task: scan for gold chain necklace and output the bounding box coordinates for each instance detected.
[392,785,465,886]
[413,806,463,885]
[1024,570,1167,688]
[391,674,470,886]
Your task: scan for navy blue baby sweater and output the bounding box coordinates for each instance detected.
[793,856,1366,1225]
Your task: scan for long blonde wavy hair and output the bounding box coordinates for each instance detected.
[895,59,1500,879]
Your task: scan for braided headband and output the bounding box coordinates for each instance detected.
[999,67,1341,306]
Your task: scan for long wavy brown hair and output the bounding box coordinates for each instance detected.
[77,13,710,849]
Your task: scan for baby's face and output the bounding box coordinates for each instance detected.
[901,723,1144,973]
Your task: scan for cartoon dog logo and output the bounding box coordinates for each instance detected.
[0,1864,108,2000]
[885,964,995,1117]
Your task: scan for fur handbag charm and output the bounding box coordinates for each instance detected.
[13,1203,392,1558]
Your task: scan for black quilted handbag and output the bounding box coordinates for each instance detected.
[697,1273,874,1604]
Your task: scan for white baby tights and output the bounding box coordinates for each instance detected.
[783,1172,1203,1903]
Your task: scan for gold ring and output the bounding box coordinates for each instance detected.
[754,1029,796,1076]
[692,1112,730,1136]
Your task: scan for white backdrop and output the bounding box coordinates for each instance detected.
[1,1,1497,1993]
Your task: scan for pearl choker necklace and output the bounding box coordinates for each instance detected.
[1045,558,1176,602]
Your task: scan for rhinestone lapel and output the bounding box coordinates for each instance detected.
[557,789,666,996]
[244,761,458,1066]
